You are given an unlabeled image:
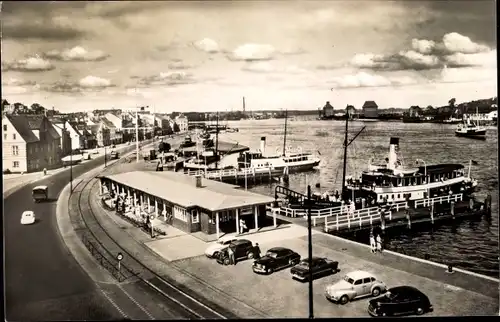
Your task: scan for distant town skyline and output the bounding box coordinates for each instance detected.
[1,1,497,112]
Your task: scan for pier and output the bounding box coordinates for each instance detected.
[273,193,491,233]
[185,167,284,185]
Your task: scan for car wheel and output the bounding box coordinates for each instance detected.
[340,295,349,305]
[267,267,273,274]
[223,258,230,265]
[372,287,381,297]
[416,307,424,315]
[247,252,254,259]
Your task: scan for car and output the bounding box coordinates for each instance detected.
[205,236,238,258]
[325,270,387,305]
[216,239,255,265]
[252,247,301,274]
[110,151,119,159]
[21,211,36,225]
[32,185,48,202]
[290,257,339,282]
[368,286,433,317]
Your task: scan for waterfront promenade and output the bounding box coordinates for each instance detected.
[73,163,499,318]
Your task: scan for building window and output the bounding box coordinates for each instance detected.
[12,133,16,140]
[13,161,19,168]
[3,134,6,140]
[174,205,187,222]
[192,210,199,224]
[3,124,6,131]
[12,146,19,156]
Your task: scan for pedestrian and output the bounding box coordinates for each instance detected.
[228,246,236,265]
[369,233,376,253]
[253,243,261,259]
[376,234,383,253]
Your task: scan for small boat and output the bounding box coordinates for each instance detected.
[455,119,486,138]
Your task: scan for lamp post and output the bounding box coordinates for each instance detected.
[306,185,314,319]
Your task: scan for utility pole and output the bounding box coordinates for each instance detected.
[307,185,314,319]
[341,111,349,200]
[282,109,288,156]
[215,111,219,169]
[136,109,139,163]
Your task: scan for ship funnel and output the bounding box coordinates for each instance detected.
[260,137,266,155]
[387,137,399,170]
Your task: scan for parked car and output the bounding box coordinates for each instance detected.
[325,270,387,305]
[252,247,301,274]
[368,286,433,317]
[291,257,339,282]
[205,236,238,258]
[216,239,255,265]
[21,211,36,225]
[110,151,119,159]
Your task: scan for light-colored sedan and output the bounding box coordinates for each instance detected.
[204,236,238,258]
[325,270,387,305]
[21,211,36,225]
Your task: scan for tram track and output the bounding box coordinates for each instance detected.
[72,161,232,319]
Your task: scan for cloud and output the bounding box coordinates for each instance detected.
[228,44,276,61]
[194,38,220,53]
[332,72,417,89]
[138,71,196,86]
[79,76,113,88]
[44,46,110,61]
[1,78,37,86]
[242,62,306,74]
[168,61,194,70]
[1,78,40,95]
[439,66,497,84]
[2,57,55,72]
[43,75,113,93]
[351,32,495,71]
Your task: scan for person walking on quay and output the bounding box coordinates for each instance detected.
[253,243,261,259]
[369,232,376,253]
[228,246,236,265]
[376,234,383,253]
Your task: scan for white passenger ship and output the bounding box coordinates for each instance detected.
[345,137,478,205]
[237,137,320,173]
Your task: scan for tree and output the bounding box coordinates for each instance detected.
[448,98,456,108]
[30,103,46,114]
[173,122,180,132]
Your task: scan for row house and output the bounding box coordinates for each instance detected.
[175,114,189,133]
[89,121,111,147]
[51,122,72,156]
[3,115,62,173]
[73,123,98,149]
[100,117,123,145]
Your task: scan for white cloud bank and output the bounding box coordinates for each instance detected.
[79,76,113,88]
[2,57,54,72]
[45,46,110,61]
[229,43,276,61]
[194,38,220,53]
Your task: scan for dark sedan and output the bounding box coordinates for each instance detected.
[368,286,433,317]
[252,247,300,274]
[290,257,339,282]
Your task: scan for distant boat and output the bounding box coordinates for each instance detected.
[455,108,487,138]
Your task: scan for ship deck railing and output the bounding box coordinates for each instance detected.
[277,193,464,231]
[185,167,278,179]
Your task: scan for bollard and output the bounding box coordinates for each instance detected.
[446,264,454,274]
[424,254,430,260]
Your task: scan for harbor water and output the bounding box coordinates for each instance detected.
[218,117,499,278]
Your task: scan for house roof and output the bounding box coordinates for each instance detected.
[100,117,117,128]
[102,171,274,212]
[6,115,40,143]
[362,101,378,109]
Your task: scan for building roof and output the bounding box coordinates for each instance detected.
[6,115,39,143]
[102,171,274,212]
[362,101,378,109]
[104,112,122,123]
[100,117,117,129]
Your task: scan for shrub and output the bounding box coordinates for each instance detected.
[3,169,11,174]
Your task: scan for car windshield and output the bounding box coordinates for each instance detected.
[33,188,47,194]
[385,291,398,299]
[343,275,355,284]
[218,239,229,245]
[266,252,278,258]
[298,261,309,267]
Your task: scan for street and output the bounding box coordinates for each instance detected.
[3,143,150,320]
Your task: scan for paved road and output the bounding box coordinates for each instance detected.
[4,143,150,321]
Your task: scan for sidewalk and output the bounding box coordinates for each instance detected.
[3,167,68,197]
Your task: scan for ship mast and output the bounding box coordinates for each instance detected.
[340,110,366,201]
[282,109,288,156]
[215,111,219,168]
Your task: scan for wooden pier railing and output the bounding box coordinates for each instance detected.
[185,167,278,180]
[277,193,464,232]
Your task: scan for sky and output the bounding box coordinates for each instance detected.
[1,0,497,113]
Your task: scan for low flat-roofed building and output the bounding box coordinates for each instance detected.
[99,171,275,238]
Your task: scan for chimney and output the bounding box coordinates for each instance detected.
[260,136,266,155]
[195,175,203,188]
[387,137,399,170]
